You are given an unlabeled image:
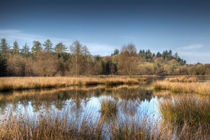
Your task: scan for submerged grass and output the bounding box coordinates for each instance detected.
[0,76,140,92]
[160,96,210,125]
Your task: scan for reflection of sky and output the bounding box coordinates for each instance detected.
[0,94,161,131]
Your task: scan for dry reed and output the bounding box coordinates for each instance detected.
[0,76,140,92]
[165,76,198,82]
[159,96,210,125]
[0,109,209,140]
[154,81,210,95]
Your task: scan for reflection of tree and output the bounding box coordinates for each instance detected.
[118,100,140,117]
[55,99,65,110]
[43,101,51,113]
[31,100,42,112]
[0,87,154,119]
[0,100,7,114]
[19,98,29,107]
[12,100,17,111]
[110,88,153,101]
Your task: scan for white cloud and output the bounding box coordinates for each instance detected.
[85,43,117,56]
[178,44,204,51]
[176,44,210,64]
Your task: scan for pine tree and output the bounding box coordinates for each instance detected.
[21,44,30,56]
[43,39,53,52]
[0,38,9,54]
[12,41,19,54]
[32,41,42,54]
[55,42,66,53]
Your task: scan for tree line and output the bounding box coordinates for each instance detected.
[0,38,209,76]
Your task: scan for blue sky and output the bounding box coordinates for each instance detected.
[0,0,210,64]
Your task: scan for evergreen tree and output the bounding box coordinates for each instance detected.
[21,44,30,56]
[12,41,19,54]
[0,53,7,76]
[156,52,161,57]
[112,49,119,56]
[0,38,9,54]
[55,42,66,53]
[43,39,53,52]
[32,41,42,54]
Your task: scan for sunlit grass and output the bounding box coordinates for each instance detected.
[159,96,210,125]
[165,76,198,82]
[0,76,140,92]
[154,81,210,95]
[100,98,117,118]
[0,108,209,140]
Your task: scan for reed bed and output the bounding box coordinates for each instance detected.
[154,81,210,95]
[165,76,198,82]
[159,96,210,125]
[0,76,140,92]
[0,109,209,140]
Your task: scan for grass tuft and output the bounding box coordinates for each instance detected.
[100,99,117,118]
[160,96,210,125]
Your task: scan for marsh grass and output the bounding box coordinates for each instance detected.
[0,109,209,140]
[0,109,157,140]
[0,76,140,92]
[165,76,198,82]
[100,99,117,118]
[154,81,210,95]
[160,96,210,125]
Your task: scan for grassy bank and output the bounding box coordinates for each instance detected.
[160,96,210,125]
[0,76,141,92]
[154,81,210,95]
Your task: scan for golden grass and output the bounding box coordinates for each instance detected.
[159,96,210,125]
[100,99,117,118]
[0,109,209,140]
[165,76,198,82]
[154,81,210,95]
[0,76,140,92]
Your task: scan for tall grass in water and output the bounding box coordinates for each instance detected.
[159,96,210,140]
[154,81,210,95]
[160,96,210,125]
[0,76,140,92]
[0,110,156,140]
[100,99,117,118]
[0,109,209,139]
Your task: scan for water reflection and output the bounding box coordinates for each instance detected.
[0,86,161,130]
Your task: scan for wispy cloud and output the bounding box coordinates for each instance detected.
[0,29,72,46]
[176,44,210,64]
[177,44,204,51]
[86,43,117,56]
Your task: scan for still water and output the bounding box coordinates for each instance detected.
[0,85,163,123]
[0,84,176,139]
